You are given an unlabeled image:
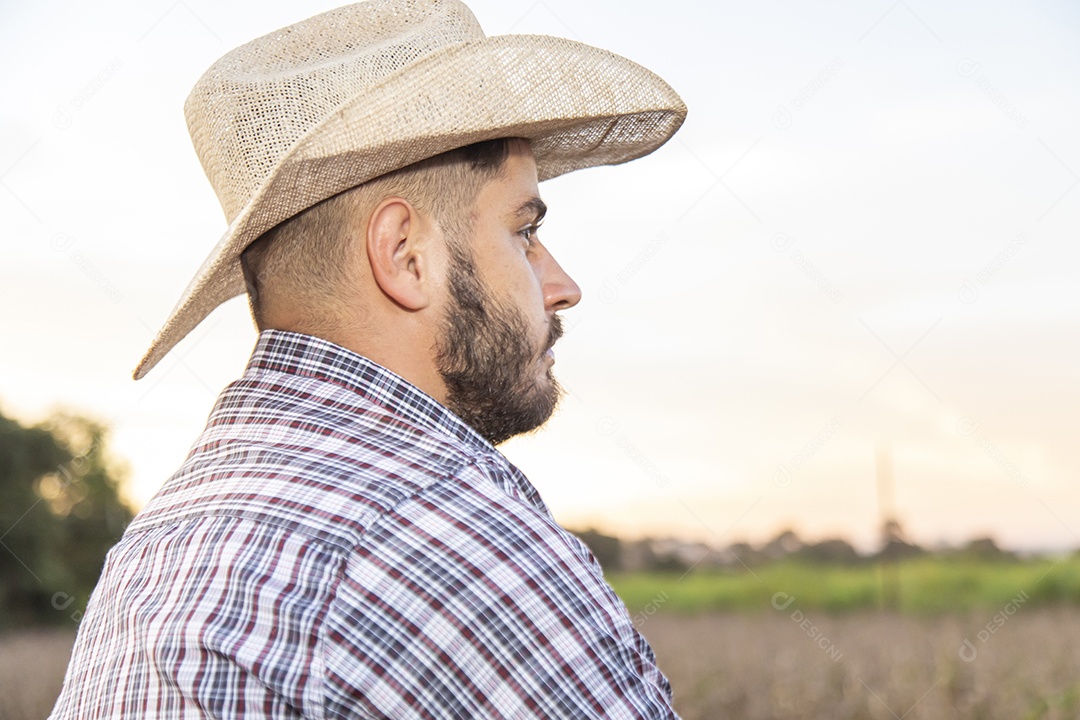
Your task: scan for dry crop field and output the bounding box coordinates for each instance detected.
[0,629,76,720]
[3,608,1080,719]
[641,607,1080,719]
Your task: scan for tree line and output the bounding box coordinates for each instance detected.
[574,526,1017,574]
[0,406,132,630]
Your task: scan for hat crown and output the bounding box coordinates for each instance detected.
[184,0,485,222]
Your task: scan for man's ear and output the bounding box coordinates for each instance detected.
[365,197,439,311]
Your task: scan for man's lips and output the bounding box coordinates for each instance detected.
[543,315,563,363]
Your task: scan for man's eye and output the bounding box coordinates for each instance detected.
[519,222,542,245]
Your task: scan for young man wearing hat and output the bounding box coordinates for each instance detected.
[51,1,686,718]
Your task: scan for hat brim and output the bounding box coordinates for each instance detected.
[134,34,686,379]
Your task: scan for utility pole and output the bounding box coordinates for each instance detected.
[876,439,901,611]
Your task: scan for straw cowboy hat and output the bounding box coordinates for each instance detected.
[134,0,686,379]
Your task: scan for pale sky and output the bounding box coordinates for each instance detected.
[2,0,1078,552]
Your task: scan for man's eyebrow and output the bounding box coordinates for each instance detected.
[513,197,548,223]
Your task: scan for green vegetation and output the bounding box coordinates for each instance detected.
[608,555,1080,615]
[0,408,133,630]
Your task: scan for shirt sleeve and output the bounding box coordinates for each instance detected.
[320,461,678,719]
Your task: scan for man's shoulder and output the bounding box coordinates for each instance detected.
[130,365,491,550]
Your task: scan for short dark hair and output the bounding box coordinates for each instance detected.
[240,138,516,331]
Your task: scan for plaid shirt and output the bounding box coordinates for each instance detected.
[51,330,677,719]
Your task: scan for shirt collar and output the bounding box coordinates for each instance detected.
[245,329,498,455]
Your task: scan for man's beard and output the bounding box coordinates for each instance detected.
[435,241,564,446]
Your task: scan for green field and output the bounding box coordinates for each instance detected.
[608,554,1080,614]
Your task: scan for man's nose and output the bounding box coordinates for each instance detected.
[538,243,582,312]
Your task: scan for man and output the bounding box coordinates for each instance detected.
[51,0,686,717]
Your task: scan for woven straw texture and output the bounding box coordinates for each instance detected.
[135,0,686,379]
